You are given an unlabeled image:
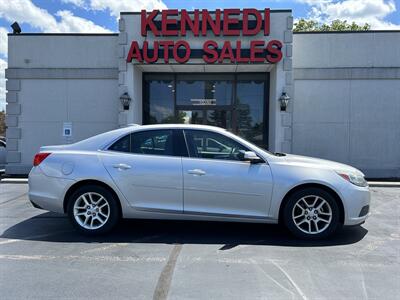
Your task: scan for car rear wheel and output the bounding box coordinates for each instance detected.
[283,188,341,239]
[67,185,120,235]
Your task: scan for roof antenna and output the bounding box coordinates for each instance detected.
[11,22,21,34]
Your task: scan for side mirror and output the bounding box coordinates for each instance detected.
[238,150,263,163]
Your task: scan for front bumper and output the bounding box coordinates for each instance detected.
[28,166,75,214]
[341,185,371,226]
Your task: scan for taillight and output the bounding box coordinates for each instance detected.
[33,152,51,166]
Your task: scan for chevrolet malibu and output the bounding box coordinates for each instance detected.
[28,124,370,239]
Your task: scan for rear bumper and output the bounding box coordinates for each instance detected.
[28,166,75,214]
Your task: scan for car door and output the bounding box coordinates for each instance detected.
[101,129,184,213]
[182,129,273,218]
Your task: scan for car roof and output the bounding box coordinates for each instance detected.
[56,124,229,151]
[129,124,228,132]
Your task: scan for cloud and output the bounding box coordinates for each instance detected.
[55,10,112,32]
[0,27,7,57]
[0,58,6,111]
[61,0,87,8]
[0,0,111,33]
[297,0,400,29]
[89,0,167,17]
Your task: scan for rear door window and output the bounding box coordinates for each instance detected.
[131,130,174,156]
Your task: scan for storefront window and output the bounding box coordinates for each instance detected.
[236,74,266,146]
[176,75,233,106]
[206,110,231,130]
[178,110,203,124]
[143,75,175,124]
[143,73,268,148]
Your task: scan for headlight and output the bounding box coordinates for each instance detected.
[336,171,368,187]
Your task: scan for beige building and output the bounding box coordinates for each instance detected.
[5,9,400,178]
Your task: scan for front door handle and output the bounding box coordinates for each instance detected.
[188,169,206,176]
[113,163,132,170]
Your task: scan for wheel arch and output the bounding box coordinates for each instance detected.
[63,179,122,217]
[278,183,345,224]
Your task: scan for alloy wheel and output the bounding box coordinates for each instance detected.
[73,192,110,230]
[291,195,333,235]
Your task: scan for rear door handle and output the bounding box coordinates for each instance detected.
[113,163,131,170]
[188,169,206,176]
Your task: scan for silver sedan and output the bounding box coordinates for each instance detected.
[28,124,370,239]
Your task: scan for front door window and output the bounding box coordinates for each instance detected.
[184,129,248,161]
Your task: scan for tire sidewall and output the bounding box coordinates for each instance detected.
[283,188,341,240]
[67,185,120,235]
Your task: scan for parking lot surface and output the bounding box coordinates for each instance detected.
[0,183,399,299]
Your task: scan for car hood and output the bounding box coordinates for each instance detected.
[274,153,364,176]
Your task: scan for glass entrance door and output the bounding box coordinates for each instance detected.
[178,109,232,129]
[143,73,269,148]
[175,74,234,131]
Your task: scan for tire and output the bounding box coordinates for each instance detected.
[67,185,120,235]
[283,188,341,240]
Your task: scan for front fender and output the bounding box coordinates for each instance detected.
[268,164,347,220]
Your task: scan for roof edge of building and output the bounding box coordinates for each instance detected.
[7,33,118,36]
[120,9,293,15]
[294,30,400,34]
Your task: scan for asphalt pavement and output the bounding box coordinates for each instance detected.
[0,183,399,299]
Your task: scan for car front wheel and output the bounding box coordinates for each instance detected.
[67,185,120,235]
[283,188,341,239]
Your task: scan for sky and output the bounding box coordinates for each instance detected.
[0,0,400,111]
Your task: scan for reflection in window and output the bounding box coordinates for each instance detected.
[178,110,203,124]
[144,79,175,124]
[176,77,233,106]
[206,110,231,130]
[236,77,265,146]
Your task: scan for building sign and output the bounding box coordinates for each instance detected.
[191,98,217,105]
[63,122,72,137]
[126,9,283,64]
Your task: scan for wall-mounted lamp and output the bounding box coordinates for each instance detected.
[279,92,290,112]
[119,92,131,110]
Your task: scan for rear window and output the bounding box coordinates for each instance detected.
[108,134,131,153]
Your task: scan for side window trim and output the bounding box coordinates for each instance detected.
[182,130,190,157]
[173,129,189,157]
[182,129,198,158]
